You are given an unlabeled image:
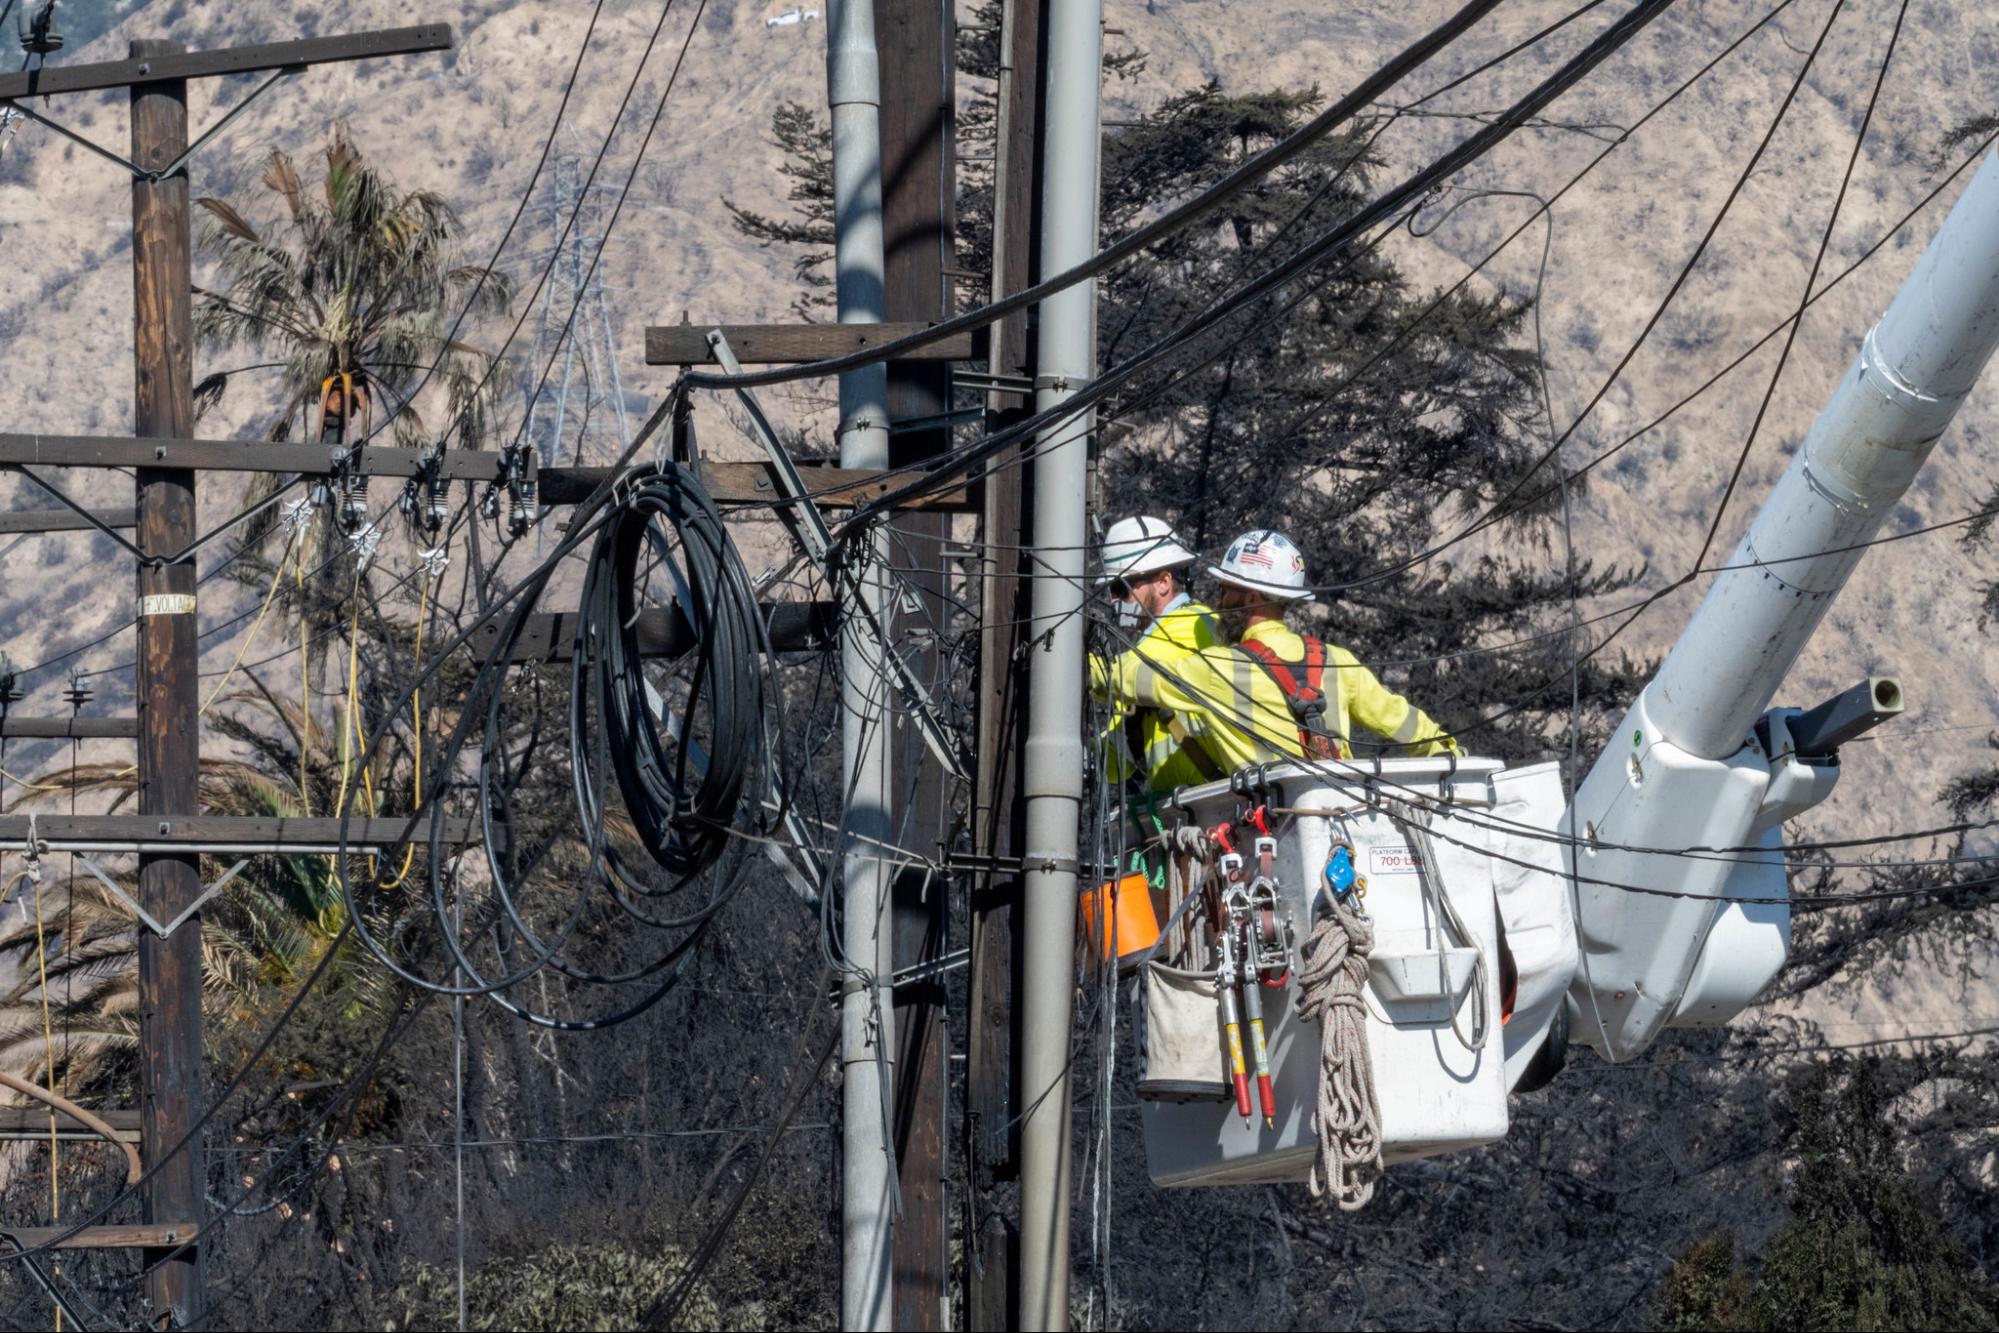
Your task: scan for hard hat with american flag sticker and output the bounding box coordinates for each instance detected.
[1211,529,1314,602]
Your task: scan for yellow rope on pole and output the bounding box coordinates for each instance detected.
[366,566,431,891]
[333,563,365,821]
[200,528,300,718]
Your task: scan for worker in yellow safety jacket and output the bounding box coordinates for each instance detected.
[1100,528,1456,778]
[1090,515,1222,791]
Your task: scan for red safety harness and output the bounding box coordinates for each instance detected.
[1239,635,1345,761]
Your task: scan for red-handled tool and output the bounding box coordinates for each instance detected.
[1215,922,1254,1122]
[1247,805,1278,884]
[1209,821,1245,885]
[1231,887,1279,1127]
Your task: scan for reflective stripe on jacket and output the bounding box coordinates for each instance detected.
[1109,618,1457,777]
[1090,597,1220,790]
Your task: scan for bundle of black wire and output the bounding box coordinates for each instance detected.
[571,463,771,886]
[450,460,780,1029]
[326,444,788,1030]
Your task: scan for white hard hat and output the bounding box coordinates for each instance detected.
[1211,529,1315,603]
[1098,515,1195,586]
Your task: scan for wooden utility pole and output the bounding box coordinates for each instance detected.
[130,38,204,1327]
[967,0,1045,1326]
[0,22,455,1320]
[877,0,956,1326]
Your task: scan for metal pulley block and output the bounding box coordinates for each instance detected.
[506,476,538,538]
[400,448,452,535]
[425,476,451,530]
[493,444,537,538]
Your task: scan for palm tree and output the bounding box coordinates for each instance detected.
[0,874,137,1096]
[0,694,416,1187]
[193,125,512,449]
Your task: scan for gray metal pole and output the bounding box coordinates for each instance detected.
[828,0,897,1327]
[1019,1,1102,1326]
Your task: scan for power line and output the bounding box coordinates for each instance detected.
[1087,609,1999,894]
[1693,0,1905,568]
[342,0,615,451]
[687,0,1522,392]
[830,0,1681,535]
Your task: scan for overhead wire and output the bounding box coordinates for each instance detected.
[400,0,701,463]
[333,0,615,452]
[1087,0,1806,577]
[1691,0,1907,570]
[688,0,1523,392]
[825,0,1683,539]
[0,0,808,1297]
[1085,607,1999,892]
[9,3,1995,1314]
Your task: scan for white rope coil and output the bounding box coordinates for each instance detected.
[1294,891,1382,1210]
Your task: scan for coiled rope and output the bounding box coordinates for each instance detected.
[1294,889,1382,1210]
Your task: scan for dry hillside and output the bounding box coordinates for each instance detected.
[0,0,1994,1038]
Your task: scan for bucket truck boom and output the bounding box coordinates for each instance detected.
[1563,149,1999,1061]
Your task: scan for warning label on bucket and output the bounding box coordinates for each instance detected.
[1367,845,1424,876]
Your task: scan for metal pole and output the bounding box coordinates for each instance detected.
[968,0,1045,1324]
[131,36,205,1330]
[828,0,896,1326]
[1019,1,1100,1326]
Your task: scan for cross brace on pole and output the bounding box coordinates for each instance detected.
[706,330,971,781]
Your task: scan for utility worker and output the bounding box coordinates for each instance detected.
[1106,528,1456,775]
[1089,516,1222,791]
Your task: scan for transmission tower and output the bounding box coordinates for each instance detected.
[519,134,632,469]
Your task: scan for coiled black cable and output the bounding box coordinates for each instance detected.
[572,464,769,888]
[328,385,795,1029]
[438,459,781,1028]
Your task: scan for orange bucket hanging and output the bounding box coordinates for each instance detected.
[1078,871,1165,970]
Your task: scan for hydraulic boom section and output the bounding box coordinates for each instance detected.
[1565,149,1999,1061]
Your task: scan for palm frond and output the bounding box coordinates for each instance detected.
[195,195,261,242]
[262,148,305,220]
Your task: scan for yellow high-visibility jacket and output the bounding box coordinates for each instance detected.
[1100,618,1456,778]
[1091,595,1221,791]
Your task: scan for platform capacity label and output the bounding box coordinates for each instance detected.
[1367,845,1424,876]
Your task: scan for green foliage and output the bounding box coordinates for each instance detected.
[1658,1235,1751,1332]
[1659,1059,1999,1332]
[385,1243,722,1332]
